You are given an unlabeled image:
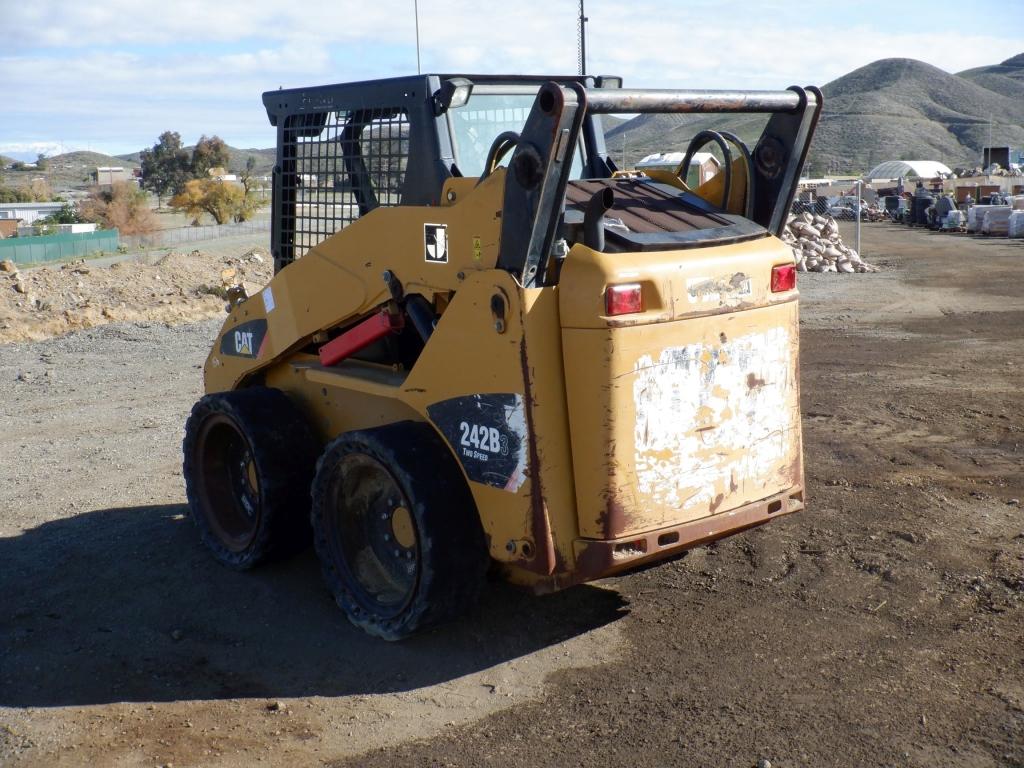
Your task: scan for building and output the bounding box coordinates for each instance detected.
[0,218,21,238]
[635,152,722,187]
[207,167,239,183]
[96,167,132,186]
[17,222,97,237]
[0,202,66,226]
[865,160,953,181]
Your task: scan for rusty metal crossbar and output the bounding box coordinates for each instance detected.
[584,88,811,114]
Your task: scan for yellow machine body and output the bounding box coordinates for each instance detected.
[204,168,804,592]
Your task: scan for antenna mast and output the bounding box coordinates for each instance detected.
[414,0,422,74]
[577,0,588,76]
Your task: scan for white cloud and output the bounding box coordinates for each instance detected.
[2,0,1020,154]
[0,141,66,157]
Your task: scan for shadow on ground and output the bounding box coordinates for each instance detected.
[0,505,627,707]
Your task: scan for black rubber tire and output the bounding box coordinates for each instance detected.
[311,421,489,640]
[183,387,319,570]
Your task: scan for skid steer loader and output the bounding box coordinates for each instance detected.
[183,74,821,639]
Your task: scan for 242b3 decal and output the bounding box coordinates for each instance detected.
[427,393,528,492]
[458,421,509,460]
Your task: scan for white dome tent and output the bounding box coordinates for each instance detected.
[866,160,953,179]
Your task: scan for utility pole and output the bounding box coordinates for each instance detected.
[414,0,422,75]
[986,114,992,168]
[578,0,588,76]
[855,179,862,261]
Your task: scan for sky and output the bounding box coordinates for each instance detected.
[2,0,1022,159]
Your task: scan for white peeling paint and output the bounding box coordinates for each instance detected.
[632,326,796,516]
[685,273,752,305]
[501,394,530,493]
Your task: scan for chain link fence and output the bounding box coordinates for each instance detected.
[121,216,270,251]
[791,193,876,221]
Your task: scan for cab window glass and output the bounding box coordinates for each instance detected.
[450,92,583,177]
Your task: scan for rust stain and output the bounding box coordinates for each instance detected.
[599,492,630,540]
[518,337,558,575]
[573,489,799,583]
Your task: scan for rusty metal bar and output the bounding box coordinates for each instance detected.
[584,88,805,114]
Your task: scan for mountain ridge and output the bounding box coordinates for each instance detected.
[606,53,1024,174]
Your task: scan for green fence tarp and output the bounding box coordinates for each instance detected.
[0,230,120,265]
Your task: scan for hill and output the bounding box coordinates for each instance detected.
[605,53,1024,174]
[958,53,1024,101]
[48,150,141,169]
[2,150,142,194]
[117,145,277,175]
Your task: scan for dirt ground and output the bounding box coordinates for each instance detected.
[0,233,271,344]
[1,223,1022,767]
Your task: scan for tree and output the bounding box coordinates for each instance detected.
[11,161,25,171]
[191,135,231,178]
[36,153,48,171]
[44,202,80,224]
[170,178,262,224]
[0,186,32,203]
[31,203,76,235]
[240,155,257,194]
[140,131,191,207]
[79,182,157,235]
[28,178,53,202]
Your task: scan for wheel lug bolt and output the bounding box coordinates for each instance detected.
[383,534,391,542]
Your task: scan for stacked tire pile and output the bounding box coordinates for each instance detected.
[783,213,879,274]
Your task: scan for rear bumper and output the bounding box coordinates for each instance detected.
[568,485,804,585]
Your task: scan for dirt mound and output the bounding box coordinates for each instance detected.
[0,247,272,344]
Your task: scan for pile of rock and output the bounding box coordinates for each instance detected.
[1,259,34,303]
[782,213,879,273]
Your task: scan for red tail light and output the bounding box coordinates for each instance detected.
[771,264,796,293]
[605,283,643,316]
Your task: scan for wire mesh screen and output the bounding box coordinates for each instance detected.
[279,108,409,263]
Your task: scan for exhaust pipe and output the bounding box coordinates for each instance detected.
[583,187,615,252]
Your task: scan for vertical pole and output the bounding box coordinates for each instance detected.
[855,179,862,259]
[414,0,422,75]
[578,0,587,76]
[987,114,992,167]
